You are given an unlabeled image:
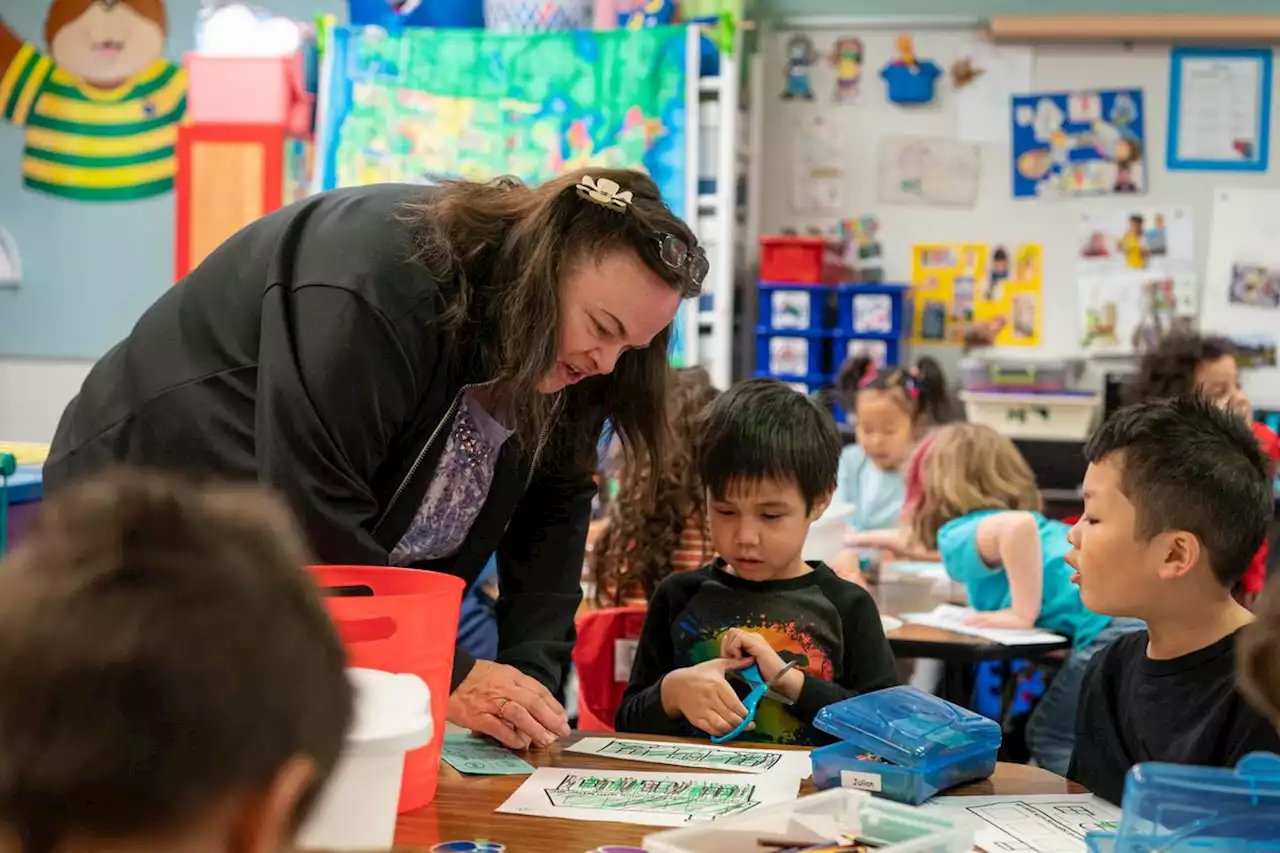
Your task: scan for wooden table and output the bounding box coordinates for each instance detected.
[394,732,1084,852]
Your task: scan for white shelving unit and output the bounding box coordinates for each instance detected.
[679,23,742,391]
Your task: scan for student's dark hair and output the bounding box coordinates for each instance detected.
[836,354,952,427]
[1238,579,1280,728]
[697,378,842,511]
[592,367,720,604]
[1083,396,1270,588]
[1122,333,1234,405]
[0,469,353,853]
[405,168,703,475]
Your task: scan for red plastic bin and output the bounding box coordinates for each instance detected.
[310,565,464,813]
[759,235,849,284]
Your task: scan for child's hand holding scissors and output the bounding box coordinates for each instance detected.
[721,628,804,702]
[660,657,756,738]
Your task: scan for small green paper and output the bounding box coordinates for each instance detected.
[441,734,535,776]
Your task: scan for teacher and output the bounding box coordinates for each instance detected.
[43,168,705,750]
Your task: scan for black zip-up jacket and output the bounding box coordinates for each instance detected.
[43,184,594,694]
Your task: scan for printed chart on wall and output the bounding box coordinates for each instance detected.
[1011,88,1146,199]
[1202,188,1280,374]
[910,242,1043,347]
[1077,205,1198,355]
[930,794,1121,853]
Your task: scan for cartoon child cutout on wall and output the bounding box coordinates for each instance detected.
[0,0,186,202]
[830,37,862,103]
[781,35,815,101]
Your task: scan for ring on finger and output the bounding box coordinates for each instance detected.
[497,697,512,719]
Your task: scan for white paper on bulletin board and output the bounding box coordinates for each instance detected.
[1202,188,1280,398]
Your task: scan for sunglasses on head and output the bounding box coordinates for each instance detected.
[655,233,709,287]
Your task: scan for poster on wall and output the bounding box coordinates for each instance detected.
[1168,47,1272,172]
[316,23,690,361]
[875,136,981,208]
[909,242,1043,347]
[1011,88,1146,199]
[0,1,186,201]
[1075,206,1197,355]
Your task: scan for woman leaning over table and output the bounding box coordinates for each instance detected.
[43,168,707,751]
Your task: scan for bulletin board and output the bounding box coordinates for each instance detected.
[752,20,1280,403]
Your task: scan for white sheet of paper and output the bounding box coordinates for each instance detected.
[929,793,1121,853]
[876,136,981,208]
[955,41,1034,145]
[1174,53,1266,163]
[900,604,1069,646]
[566,737,812,778]
[791,114,845,213]
[495,767,802,828]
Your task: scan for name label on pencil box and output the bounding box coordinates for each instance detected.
[840,770,883,792]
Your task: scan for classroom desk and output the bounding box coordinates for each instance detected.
[394,732,1083,852]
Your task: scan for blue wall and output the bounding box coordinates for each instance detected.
[0,0,344,359]
[0,0,1261,358]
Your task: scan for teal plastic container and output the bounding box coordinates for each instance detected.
[1085,753,1280,853]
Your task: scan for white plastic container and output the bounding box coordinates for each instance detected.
[296,668,434,851]
[959,390,1100,441]
[803,502,856,563]
[644,788,978,853]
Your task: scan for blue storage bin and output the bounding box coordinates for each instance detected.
[1085,753,1280,853]
[832,335,904,371]
[835,283,911,338]
[756,332,827,379]
[810,686,1002,805]
[757,282,832,333]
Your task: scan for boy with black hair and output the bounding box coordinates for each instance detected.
[0,469,353,853]
[615,379,897,746]
[1067,397,1280,804]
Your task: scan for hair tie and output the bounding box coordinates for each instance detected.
[576,175,632,213]
[857,362,878,389]
[902,370,920,400]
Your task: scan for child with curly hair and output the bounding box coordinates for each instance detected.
[1124,333,1278,602]
[591,367,721,605]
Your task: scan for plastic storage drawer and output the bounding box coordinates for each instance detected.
[756,333,828,379]
[832,335,905,370]
[757,282,833,333]
[759,235,846,284]
[835,283,911,338]
[960,356,1086,393]
[960,390,1101,441]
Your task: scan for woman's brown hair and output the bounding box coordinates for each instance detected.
[1239,580,1280,728]
[591,367,719,605]
[404,168,702,472]
[911,423,1043,550]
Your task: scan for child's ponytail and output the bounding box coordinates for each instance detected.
[911,356,953,426]
[835,352,878,412]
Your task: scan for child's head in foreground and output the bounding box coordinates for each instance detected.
[696,378,841,581]
[1069,397,1270,621]
[909,422,1042,550]
[835,354,951,473]
[1239,580,1280,729]
[1125,333,1250,418]
[0,470,353,853]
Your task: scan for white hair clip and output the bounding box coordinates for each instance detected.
[576,175,633,213]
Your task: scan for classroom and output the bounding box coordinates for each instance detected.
[1,1,1279,852]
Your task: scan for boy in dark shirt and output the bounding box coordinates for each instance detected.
[1066,397,1280,804]
[0,470,353,853]
[615,379,898,746]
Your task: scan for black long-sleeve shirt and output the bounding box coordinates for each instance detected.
[615,561,898,746]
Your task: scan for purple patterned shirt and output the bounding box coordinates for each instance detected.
[390,391,513,565]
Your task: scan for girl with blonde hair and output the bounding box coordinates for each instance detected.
[911,423,1141,775]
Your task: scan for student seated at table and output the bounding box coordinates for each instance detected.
[1123,333,1279,604]
[0,469,353,853]
[911,424,1142,777]
[614,379,898,745]
[1239,577,1280,728]
[1067,397,1280,804]
[831,355,951,585]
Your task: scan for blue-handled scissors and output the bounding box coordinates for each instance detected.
[711,660,798,744]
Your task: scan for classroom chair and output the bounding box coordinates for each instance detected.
[571,605,648,732]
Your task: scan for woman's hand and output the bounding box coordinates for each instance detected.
[963,608,1035,630]
[721,628,804,702]
[659,657,754,737]
[447,660,571,750]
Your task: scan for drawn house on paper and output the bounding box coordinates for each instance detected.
[594,739,783,772]
[545,774,760,818]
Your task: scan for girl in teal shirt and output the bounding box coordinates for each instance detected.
[909,423,1142,776]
